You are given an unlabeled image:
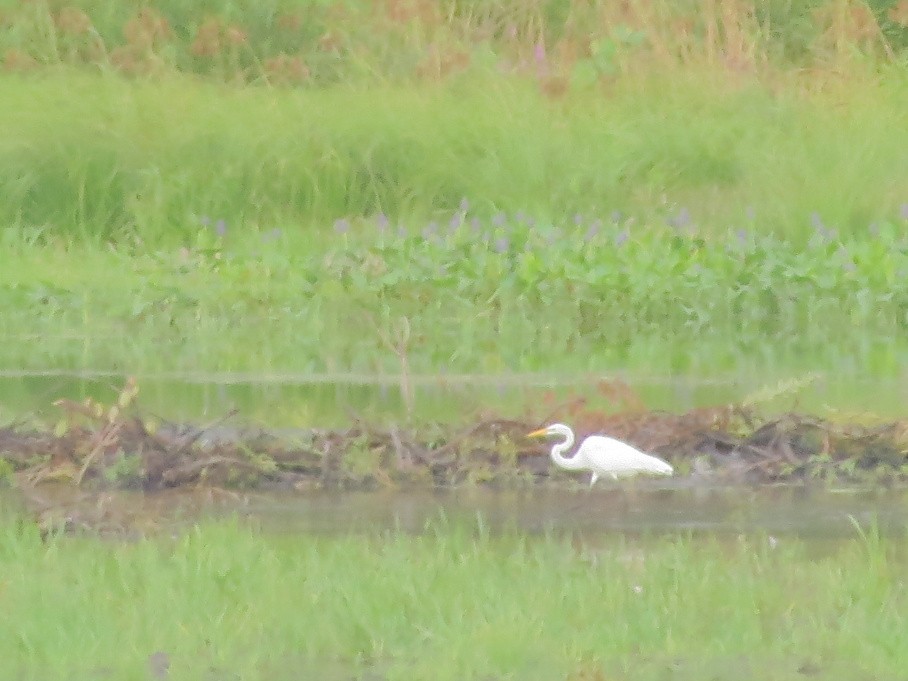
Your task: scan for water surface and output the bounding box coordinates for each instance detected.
[10,484,908,542]
[2,371,906,426]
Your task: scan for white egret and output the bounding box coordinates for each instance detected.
[526,423,673,487]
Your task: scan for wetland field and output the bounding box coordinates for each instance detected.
[3,0,908,678]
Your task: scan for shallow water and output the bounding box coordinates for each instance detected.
[2,371,907,426]
[5,372,908,544]
[223,485,908,539]
[10,483,908,541]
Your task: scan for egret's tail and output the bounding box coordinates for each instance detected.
[654,459,674,476]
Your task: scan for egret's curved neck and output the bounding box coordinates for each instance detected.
[550,428,585,471]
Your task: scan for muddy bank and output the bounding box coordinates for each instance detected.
[1,379,907,492]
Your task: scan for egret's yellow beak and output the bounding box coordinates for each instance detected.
[526,428,548,438]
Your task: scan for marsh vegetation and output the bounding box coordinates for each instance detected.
[3,1,908,678]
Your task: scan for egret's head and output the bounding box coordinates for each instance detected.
[526,423,571,439]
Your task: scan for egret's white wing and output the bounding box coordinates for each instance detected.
[577,435,673,477]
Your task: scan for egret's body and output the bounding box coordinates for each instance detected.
[527,423,673,487]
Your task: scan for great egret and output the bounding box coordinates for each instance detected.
[526,423,673,487]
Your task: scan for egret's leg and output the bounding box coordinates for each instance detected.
[589,472,599,488]
[610,472,619,481]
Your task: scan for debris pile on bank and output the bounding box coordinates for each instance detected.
[1,379,906,490]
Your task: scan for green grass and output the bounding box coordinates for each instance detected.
[2,69,908,243]
[4,0,908,84]
[3,2,908,414]
[2,515,906,680]
[3,207,907,383]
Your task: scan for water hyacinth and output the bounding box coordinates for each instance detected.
[262,228,282,243]
[449,214,462,233]
[13,206,908,383]
[334,218,351,235]
[837,246,857,273]
[422,222,439,241]
[667,207,692,231]
[810,212,824,231]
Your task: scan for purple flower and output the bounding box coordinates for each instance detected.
[449,213,462,232]
[422,222,438,240]
[585,225,599,241]
[200,215,211,226]
[745,206,756,222]
[900,203,908,221]
[492,212,506,227]
[534,42,546,66]
[533,42,549,76]
[376,213,390,232]
[735,228,749,247]
[470,217,482,233]
[494,236,510,253]
[215,219,227,237]
[515,210,526,223]
[459,197,470,213]
[810,213,838,243]
[610,210,623,224]
[869,222,880,237]
[837,246,856,272]
[262,228,282,242]
[397,226,408,238]
[573,213,583,226]
[334,218,351,235]
[614,229,629,247]
[668,208,691,230]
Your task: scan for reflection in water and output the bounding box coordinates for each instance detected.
[2,372,907,426]
[9,483,908,541]
[4,373,908,544]
[246,486,908,539]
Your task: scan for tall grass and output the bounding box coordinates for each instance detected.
[2,515,906,680]
[3,0,908,400]
[1,67,908,244]
[4,0,908,81]
[1,0,908,242]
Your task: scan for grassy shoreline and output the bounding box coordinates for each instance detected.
[4,215,907,380]
[3,514,906,680]
[3,1,908,413]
